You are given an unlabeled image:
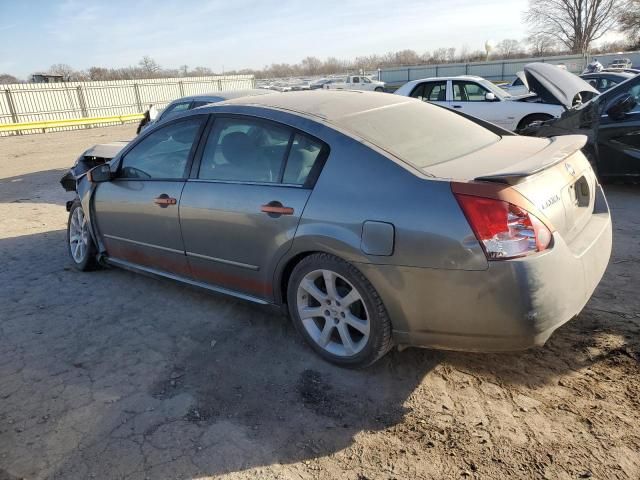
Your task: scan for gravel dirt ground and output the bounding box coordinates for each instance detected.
[1,125,639,480]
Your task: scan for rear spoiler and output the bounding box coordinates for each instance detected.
[475,135,587,185]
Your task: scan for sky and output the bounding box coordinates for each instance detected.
[2,0,538,78]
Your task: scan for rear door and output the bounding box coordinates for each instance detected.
[597,80,640,176]
[93,116,206,276]
[179,115,328,301]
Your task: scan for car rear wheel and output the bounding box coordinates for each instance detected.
[287,253,393,367]
[67,200,98,271]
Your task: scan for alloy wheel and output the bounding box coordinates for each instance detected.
[69,206,89,263]
[296,269,370,357]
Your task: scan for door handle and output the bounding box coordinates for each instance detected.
[261,201,294,216]
[154,194,177,208]
[453,105,462,109]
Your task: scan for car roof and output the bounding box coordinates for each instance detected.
[213,90,415,123]
[404,75,485,85]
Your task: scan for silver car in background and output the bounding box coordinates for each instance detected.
[63,91,612,367]
[138,89,273,133]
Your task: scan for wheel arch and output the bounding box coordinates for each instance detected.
[516,112,555,131]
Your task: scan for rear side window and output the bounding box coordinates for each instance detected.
[197,117,326,185]
[198,118,289,183]
[411,82,446,102]
[283,134,324,185]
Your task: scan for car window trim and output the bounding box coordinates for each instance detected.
[114,114,208,182]
[189,113,330,188]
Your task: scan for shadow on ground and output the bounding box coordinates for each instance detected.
[0,168,70,205]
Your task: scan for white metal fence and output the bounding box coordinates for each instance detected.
[379,50,640,87]
[0,75,255,136]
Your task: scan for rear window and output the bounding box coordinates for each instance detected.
[337,100,500,168]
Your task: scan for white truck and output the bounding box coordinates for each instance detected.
[323,75,386,92]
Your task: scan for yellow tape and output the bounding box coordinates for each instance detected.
[0,113,144,133]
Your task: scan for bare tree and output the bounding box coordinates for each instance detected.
[525,0,620,54]
[618,0,640,44]
[496,39,523,58]
[0,73,19,84]
[48,63,77,80]
[301,56,323,75]
[527,33,559,55]
[138,56,161,77]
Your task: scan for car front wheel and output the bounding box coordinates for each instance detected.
[67,200,98,271]
[287,253,393,367]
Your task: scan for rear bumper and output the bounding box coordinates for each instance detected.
[357,185,612,352]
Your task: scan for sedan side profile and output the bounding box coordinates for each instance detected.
[395,63,599,131]
[63,90,612,367]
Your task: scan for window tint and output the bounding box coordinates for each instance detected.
[352,77,360,83]
[283,134,324,185]
[453,81,490,101]
[409,83,426,100]
[620,81,640,113]
[120,118,202,179]
[198,118,291,183]
[513,78,523,86]
[410,82,447,102]
[160,101,191,121]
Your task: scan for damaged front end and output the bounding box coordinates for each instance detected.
[60,142,128,193]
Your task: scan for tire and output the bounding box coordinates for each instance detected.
[287,253,393,368]
[66,200,98,271]
[374,87,384,92]
[517,113,553,131]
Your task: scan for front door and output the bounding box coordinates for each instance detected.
[93,116,206,276]
[597,80,640,176]
[180,115,328,301]
[450,80,507,128]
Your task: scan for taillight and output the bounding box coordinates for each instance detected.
[454,193,552,260]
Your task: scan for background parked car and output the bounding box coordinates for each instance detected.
[580,71,634,92]
[323,75,386,91]
[522,72,640,179]
[394,64,598,131]
[138,89,272,133]
[608,58,633,69]
[500,71,529,96]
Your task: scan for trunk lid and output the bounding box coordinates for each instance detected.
[426,134,597,243]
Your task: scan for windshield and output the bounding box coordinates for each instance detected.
[477,78,511,99]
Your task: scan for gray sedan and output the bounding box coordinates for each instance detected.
[64,91,612,367]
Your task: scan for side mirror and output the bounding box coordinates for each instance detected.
[485,92,497,101]
[87,163,112,183]
[607,94,637,121]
